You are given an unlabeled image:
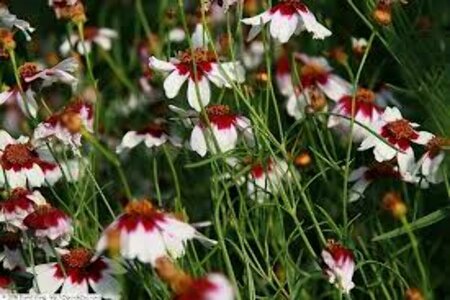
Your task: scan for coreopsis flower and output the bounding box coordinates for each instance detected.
[328,88,383,143]
[0,188,46,231]
[190,104,254,157]
[0,131,61,189]
[23,204,72,247]
[33,100,93,149]
[358,107,433,175]
[0,232,25,270]
[295,53,351,101]
[321,240,355,294]
[417,136,449,185]
[149,24,245,111]
[241,0,331,44]
[0,5,35,41]
[156,257,234,300]
[226,157,290,203]
[96,199,215,265]
[0,58,79,118]
[116,120,181,153]
[348,161,406,202]
[30,248,121,298]
[60,27,118,55]
[286,86,328,120]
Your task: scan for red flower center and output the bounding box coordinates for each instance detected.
[1,144,35,168]
[176,49,216,80]
[325,240,353,262]
[23,205,68,230]
[271,0,308,15]
[55,248,108,284]
[202,105,237,129]
[381,119,419,150]
[18,63,39,79]
[118,200,165,232]
[340,88,381,118]
[0,275,12,289]
[250,158,274,179]
[2,188,35,213]
[364,161,401,180]
[83,26,99,40]
[300,63,329,88]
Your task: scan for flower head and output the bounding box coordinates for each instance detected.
[96,199,215,265]
[190,104,253,157]
[328,88,383,142]
[321,240,355,294]
[30,248,121,298]
[241,0,331,43]
[149,24,245,111]
[34,99,93,149]
[0,131,62,188]
[23,204,72,247]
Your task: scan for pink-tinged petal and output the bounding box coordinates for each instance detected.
[116,131,145,153]
[269,11,299,43]
[0,89,15,105]
[382,106,403,123]
[0,130,15,150]
[163,70,189,99]
[89,274,121,300]
[60,278,89,295]
[5,169,27,189]
[295,53,331,71]
[397,147,415,175]
[205,274,235,300]
[187,77,211,112]
[297,9,332,39]
[212,126,238,153]
[318,75,351,102]
[286,92,308,120]
[413,131,434,145]
[349,167,369,182]
[373,141,397,162]
[349,178,371,202]
[321,250,336,269]
[190,125,208,157]
[158,218,196,258]
[30,263,63,294]
[148,56,176,72]
[26,164,46,188]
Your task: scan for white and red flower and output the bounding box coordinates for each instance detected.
[286,86,328,120]
[328,88,383,142]
[0,188,46,230]
[149,25,245,111]
[417,136,448,185]
[0,131,62,188]
[295,53,351,101]
[0,5,35,41]
[321,241,355,294]
[190,104,253,157]
[358,107,433,175]
[33,100,93,149]
[236,157,290,203]
[116,121,181,153]
[96,199,215,265]
[30,248,121,298]
[60,27,118,55]
[348,161,403,202]
[23,204,72,247]
[176,273,234,300]
[241,0,331,44]
[0,232,25,271]
[0,59,79,118]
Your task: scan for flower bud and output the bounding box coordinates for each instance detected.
[373,1,392,26]
[0,29,15,58]
[294,151,312,168]
[382,191,407,219]
[405,288,424,300]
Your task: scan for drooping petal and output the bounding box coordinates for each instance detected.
[116,131,145,153]
[163,70,189,99]
[30,263,63,294]
[190,125,208,157]
[148,56,176,72]
[212,126,238,154]
[269,11,299,43]
[318,75,351,102]
[26,164,46,188]
[297,8,332,39]
[187,77,211,112]
[349,178,371,202]
[397,147,415,175]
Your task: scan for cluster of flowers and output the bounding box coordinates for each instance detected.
[0,0,446,298]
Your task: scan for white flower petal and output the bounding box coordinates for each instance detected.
[187,77,211,112]
[297,8,332,39]
[60,278,89,295]
[318,75,351,102]
[116,131,145,153]
[270,12,298,43]
[190,125,208,157]
[30,263,63,294]
[148,56,176,72]
[163,70,189,99]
